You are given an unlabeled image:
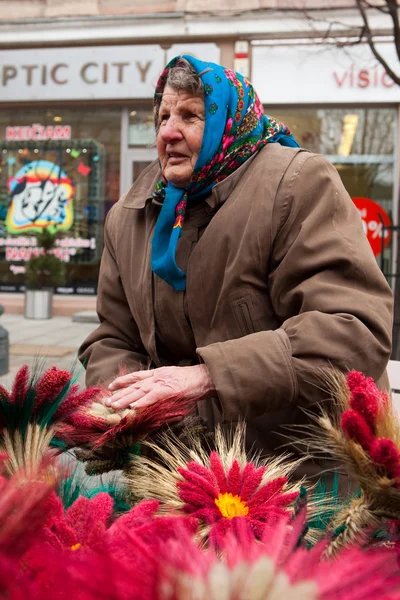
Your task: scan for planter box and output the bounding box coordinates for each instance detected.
[24,290,53,320]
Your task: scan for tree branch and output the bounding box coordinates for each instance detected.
[356,0,400,85]
[386,0,400,62]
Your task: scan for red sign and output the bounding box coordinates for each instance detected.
[6,123,71,141]
[352,197,392,257]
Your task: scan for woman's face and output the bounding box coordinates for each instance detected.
[157,85,205,188]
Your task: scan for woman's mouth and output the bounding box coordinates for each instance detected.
[167,153,188,163]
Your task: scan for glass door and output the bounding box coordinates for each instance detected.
[120,108,158,195]
[122,148,158,195]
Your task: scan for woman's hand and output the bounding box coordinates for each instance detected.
[105,364,215,410]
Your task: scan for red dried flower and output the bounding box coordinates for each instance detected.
[53,386,101,421]
[129,425,302,545]
[346,371,368,391]
[10,364,29,404]
[177,452,296,539]
[369,438,400,479]
[341,410,374,450]
[34,367,72,410]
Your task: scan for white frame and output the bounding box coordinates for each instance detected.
[119,108,158,196]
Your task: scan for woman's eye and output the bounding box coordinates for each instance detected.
[159,114,169,123]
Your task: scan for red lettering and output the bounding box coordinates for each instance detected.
[54,125,71,140]
[6,127,15,140]
[382,72,395,88]
[349,64,355,86]
[333,71,347,87]
[6,248,17,260]
[358,69,369,88]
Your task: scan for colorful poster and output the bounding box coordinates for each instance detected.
[5,159,74,233]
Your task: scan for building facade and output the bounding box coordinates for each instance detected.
[0,0,398,306]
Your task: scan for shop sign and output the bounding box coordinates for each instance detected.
[252,43,400,104]
[352,196,392,257]
[0,43,220,102]
[6,160,74,234]
[6,124,71,141]
[0,235,96,263]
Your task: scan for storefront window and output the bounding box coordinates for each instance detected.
[266,107,396,279]
[128,109,155,147]
[0,107,121,295]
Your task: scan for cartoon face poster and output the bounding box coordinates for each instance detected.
[5,160,74,234]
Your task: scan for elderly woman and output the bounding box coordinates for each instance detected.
[79,56,393,475]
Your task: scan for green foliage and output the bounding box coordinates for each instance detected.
[58,469,131,513]
[34,228,58,252]
[25,228,66,290]
[25,253,66,290]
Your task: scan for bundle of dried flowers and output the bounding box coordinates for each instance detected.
[146,513,400,600]
[299,369,400,555]
[70,394,197,475]
[0,365,100,476]
[127,422,304,543]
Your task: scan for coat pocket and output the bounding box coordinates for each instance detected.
[231,296,256,337]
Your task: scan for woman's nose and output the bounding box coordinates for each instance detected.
[159,117,184,143]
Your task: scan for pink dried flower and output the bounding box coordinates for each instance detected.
[28,491,113,556]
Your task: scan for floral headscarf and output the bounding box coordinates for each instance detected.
[151,55,299,291]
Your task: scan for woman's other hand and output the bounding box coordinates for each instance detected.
[105,364,215,410]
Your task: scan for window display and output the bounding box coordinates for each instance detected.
[268,107,396,280]
[0,107,121,294]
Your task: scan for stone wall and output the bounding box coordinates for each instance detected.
[0,0,356,20]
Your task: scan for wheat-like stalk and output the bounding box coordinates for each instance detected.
[1,424,55,476]
[325,494,378,558]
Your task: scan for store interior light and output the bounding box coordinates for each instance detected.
[130,110,137,117]
[338,114,359,156]
[53,116,63,122]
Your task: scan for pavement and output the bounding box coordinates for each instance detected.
[0,312,99,390]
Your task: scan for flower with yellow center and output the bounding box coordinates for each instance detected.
[130,424,302,543]
[215,493,249,519]
[70,543,81,551]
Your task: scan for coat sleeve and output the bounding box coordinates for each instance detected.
[78,207,149,387]
[197,153,393,421]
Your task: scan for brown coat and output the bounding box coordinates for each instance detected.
[79,144,393,472]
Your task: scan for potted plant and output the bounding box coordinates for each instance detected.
[24,228,66,319]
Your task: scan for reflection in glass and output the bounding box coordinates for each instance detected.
[265,107,396,280]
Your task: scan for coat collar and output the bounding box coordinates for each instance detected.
[122,148,261,211]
